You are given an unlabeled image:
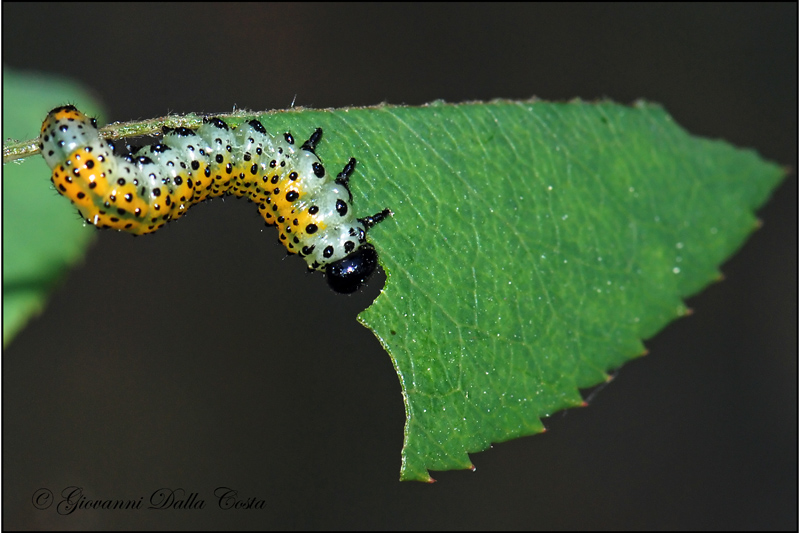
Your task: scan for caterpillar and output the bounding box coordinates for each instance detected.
[39,105,392,293]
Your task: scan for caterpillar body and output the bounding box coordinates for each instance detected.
[39,106,392,293]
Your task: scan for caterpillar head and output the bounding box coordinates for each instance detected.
[325,243,379,294]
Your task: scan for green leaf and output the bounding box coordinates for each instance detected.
[249,101,782,481]
[5,97,784,481]
[2,68,104,345]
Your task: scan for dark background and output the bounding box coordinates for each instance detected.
[3,3,796,530]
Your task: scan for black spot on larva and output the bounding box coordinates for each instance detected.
[289,171,298,181]
[76,192,85,199]
[125,194,133,202]
[117,178,126,186]
[271,175,279,184]
[249,120,267,135]
[269,160,277,168]
[308,205,319,215]
[153,188,161,197]
[250,164,258,175]
[89,182,97,189]
[312,162,325,178]
[286,191,299,202]
[215,154,224,164]
[323,246,334,259]
[174,177,183,186]
[277,215,285,223]
[243,152,252,162]
[336,199,348,216]
[306,224,318,234]
[284,133,294,145]
[86,160,95,169]
[344,240,355,253]
[205,117,229,130]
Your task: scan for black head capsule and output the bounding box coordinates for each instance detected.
[325,244,379,294]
